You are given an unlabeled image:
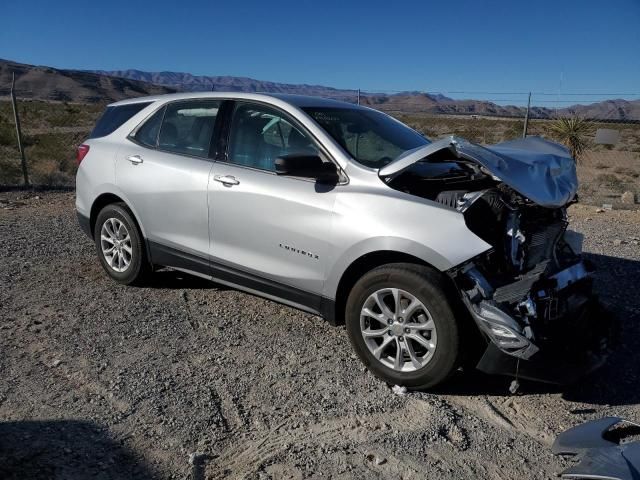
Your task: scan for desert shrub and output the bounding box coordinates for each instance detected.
[594,162,611,169]
[613,166,640,178]
[0,122,15,146]
[503,121,525,141]
[0,156,24,184]
[453,125,483,143]
[595,173,626,192]
[34,169,74,186]
[547,117,594,162]
[0,110,17,145]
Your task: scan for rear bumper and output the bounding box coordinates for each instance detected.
[77,211,92,239]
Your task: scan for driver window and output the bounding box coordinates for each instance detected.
[227,103,318,171]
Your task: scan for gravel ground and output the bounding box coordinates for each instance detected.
[1,191,639,480]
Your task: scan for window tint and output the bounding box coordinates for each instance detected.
[133,107,165,148]
[158,100,220,158]
[90,102,151,139]
[227,103,318,171]
[302,107,429,169]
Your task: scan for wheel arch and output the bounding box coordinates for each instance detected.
[329,250,446,326]
[330,250,484,369]
[90,193,152,264]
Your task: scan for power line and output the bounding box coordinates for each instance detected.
[351,89,640,97]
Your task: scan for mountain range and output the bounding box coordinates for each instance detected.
[0,59,175,103]
[2,59,639,121]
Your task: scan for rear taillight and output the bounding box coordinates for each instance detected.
[76,144,90,165]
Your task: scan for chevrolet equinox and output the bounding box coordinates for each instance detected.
[76,93,611,389]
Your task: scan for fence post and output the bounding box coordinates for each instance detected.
[357,88,360,105]
[10,72,29,186]
[522,91,531,138]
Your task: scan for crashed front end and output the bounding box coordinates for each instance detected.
[383,136,615,384]
[454,202,611,384]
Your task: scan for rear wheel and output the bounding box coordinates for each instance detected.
[94,203,150,285]
[345,263,460,389]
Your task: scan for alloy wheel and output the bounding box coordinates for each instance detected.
[360,288,437,372]
[100,218,132,273]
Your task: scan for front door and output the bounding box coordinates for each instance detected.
[208,102,337,304]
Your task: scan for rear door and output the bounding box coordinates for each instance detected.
[117,100,222,269]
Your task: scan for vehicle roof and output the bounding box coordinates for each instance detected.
[109,92,363,109]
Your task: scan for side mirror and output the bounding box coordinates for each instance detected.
[274,154,339,183]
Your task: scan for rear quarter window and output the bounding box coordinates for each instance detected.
[89,102,152,139]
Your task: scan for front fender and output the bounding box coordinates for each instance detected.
[322,189,491,299]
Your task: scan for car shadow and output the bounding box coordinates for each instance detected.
[0,419,158,479]
[143,268,227,291]
[434,253,640,406]
[562,253,640,406]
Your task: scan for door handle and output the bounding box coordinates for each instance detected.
[214,175,240,186]
[127,155,143,165]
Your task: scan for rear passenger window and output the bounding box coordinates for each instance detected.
[90,102,151,139]
[133,107,165,148]
[157,100,220,158]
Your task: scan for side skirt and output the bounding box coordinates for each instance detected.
[148,241,337,324]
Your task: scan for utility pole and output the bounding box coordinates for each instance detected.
[522,91,531,138]
[357,88,360,105]
[10,73,29,186]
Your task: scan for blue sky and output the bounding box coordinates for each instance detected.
[2,0,639,105]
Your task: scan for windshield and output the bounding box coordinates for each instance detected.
[302,107,430,168]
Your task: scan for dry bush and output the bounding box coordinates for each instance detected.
[546,117,594,162]
[0,99,99,186]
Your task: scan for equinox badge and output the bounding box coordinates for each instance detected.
[279,243,319,260]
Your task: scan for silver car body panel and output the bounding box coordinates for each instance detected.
[75,137,121,219]
[552,417,640,480]
[208,162,337,295]
[379,135,578,208]
[115,142,213,258]
[323,182,491,298]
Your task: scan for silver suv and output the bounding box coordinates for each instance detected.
[76,93,611,389]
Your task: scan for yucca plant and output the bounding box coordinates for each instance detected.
[547,116,593,163]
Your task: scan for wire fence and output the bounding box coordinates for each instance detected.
[1,86,639,207]
[339,89,640,121]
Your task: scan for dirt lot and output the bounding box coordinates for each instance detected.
[1,191,639,479]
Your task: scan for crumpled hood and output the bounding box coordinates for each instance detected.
[379,135,578,208]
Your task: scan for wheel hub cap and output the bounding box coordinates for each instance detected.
[390,323,405,336]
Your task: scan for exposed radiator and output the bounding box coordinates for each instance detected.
[493,261,549,304]
[523,220,567,271]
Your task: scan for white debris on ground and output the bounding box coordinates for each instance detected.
[392,385,408,396]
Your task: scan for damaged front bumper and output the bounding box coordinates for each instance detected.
[458,259,615,384]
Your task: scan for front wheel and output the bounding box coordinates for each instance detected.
[94,203,150,285]
[345,263,461,389]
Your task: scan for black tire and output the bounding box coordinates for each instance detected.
[94,203,150,285]
[345,263,460,389]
